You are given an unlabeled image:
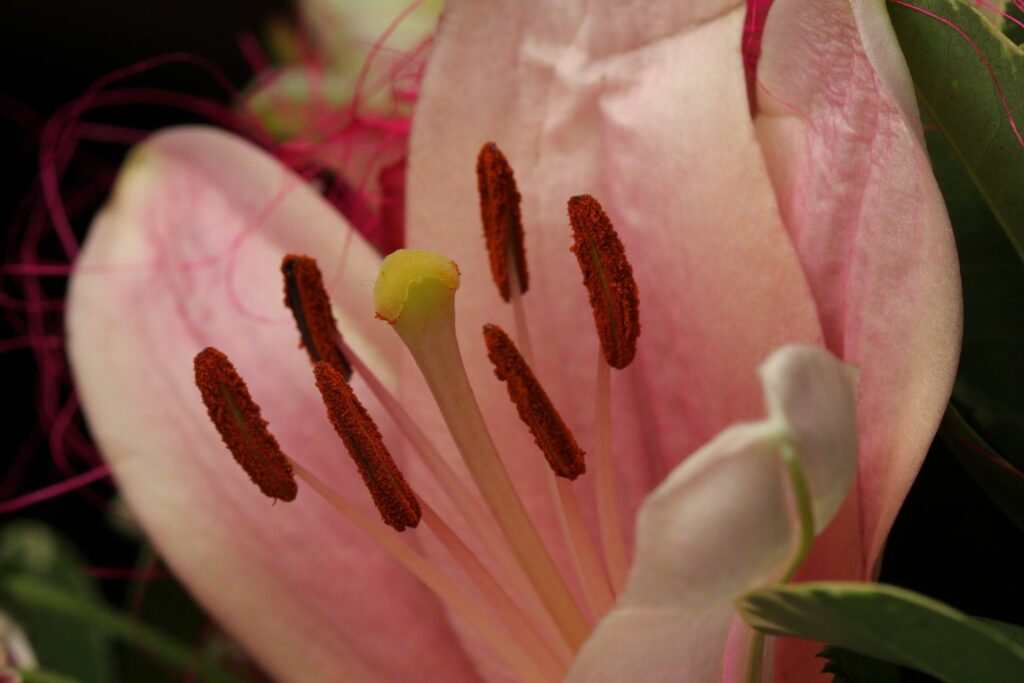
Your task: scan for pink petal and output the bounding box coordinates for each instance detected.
[755,3,961,680]
[67,127,481,683]
[755,0,962,573]
[402,4,822,667]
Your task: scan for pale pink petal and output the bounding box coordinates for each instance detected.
[755,0,961,574]
[568,345,858,682]
[402,4,822,667]
[569,606,737,683]
[67,127,480,683]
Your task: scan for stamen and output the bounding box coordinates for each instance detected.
[566,195,640,369]
[595,358,629,591]
[477,142,528,301]
[476,193,612,618]
[419,501,570,679]
[276,254,562,642]
[312,361,420,531]
[193,347,297,502]
[550,476,615,619]
[490,293,614,618]
[337,336,572,654]
[482,324,585,479]
[483,211,610,618]
[281,254,352,380]
[288,459,553,683]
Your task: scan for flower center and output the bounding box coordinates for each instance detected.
[192,143,643,683]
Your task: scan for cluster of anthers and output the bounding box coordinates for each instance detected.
[193,142,641,682]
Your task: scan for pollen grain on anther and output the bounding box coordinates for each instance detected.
[483,324,586,479]
[477,142,529,301]
[282,254,353,380]
[313,361,421,531]
[567,194,640,369]
[193,347,298,502]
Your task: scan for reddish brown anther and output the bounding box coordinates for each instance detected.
[483,324,586,479]
[313,361,421,531]
[567,195,640,369]
[282,254,353,380]
[477,142,529,301]
[193,347,298,502]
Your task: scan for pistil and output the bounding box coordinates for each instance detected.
[374,249,591,650]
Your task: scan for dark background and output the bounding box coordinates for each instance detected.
[1,0,1022,679]
[0,0,292,659]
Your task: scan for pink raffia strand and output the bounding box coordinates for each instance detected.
[974,0,1024,31]
[256,2,431,256]
[87,566,172,580]
[2,53,279,506]
[890,0,1024,148]
[377,157,408,254]
[1,9,428,523]
[0,465,111,515]
[743,0,775,110]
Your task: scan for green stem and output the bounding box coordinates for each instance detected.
[745,632,766,683]
[778,439,816,584]
[3,577,242,683]
[745,437,817,683]
[17,669,79,683]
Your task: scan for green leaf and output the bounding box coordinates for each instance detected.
[17,669,80,683]
[1002,2,1024,45]
[118,547,219,683]
[0,522,115,683]
[979,617,1024,647]
[890,0,1024,259]
[737,582,1024,683]
[818,646,903,683]
[1,576,243,683]
[895,1,1024,521]
[922,126,1024,474]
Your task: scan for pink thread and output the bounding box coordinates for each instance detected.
[951,432,1024,481]
[890,0,1024,148]
[974,0,1024,31]
[0,465,111,515]
[87,567,171,580]
[2,54,275,508]
[3,7,431,516]
[237,31,272,77]
[743,0,775,110]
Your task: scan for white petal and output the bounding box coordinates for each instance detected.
[760,345,859,532]
[568,345,858,681]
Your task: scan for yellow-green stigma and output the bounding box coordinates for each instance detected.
[373,248,461,325]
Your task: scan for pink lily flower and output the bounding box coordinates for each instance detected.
[65,0,960,681]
